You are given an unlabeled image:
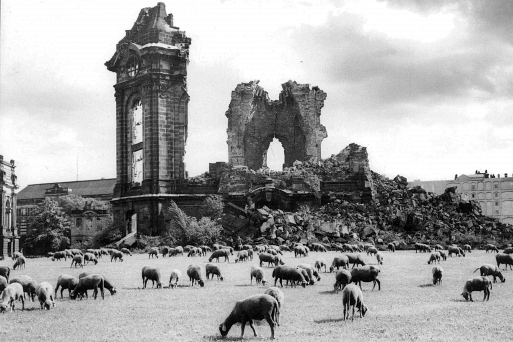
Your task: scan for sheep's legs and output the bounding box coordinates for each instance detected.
[265,315,275,339]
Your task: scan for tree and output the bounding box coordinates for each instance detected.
[24,198,70,255]
[59,194,108,213]
[185,217,223,246]
[205,195,224,220]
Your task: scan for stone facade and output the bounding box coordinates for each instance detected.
[70,209,111,246]
[226,80,327,170]
[0,155,19,258]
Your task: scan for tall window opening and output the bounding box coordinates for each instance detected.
[266,138,285,171]
[131,100,143,185]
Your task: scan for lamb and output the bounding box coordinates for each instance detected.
[36,282,55,310]
[111,251,124,262]
[427,252,441,265]
[169,269,181,288]
[463,244,472,253]
[259,253,284,267]
[344,253,366,268]
[315,258,327,273]
[84,252,98,265]
[297,263,321,283]
[142,266,162,288]
[235,250,249,263]
[120,247,132,256]
[496,253,513,270]
[219,294,279,340]
[55,274,79,298]
[367,247,378,256]
[250,266,268,286]
[473,264,505,283]
[334,269,352,292]
[205,263,224,281]
[376,252,384,265]
[461,276,491,301]
[71,255,84,268]
[448,246,465,257]
[387,243,396,252]
[438,250,447,261]
[9,275,38,301]
[0,275,7,293]
[0,283,25,312]
[186,264,205,287]
[330,255,349,272]
[342,284,368,321]
[78,272,117,295]
[486,244,499,253]
[351,265,381,291]
[0,266,10,282]
[51,251,67,261]
[148,248,159,258]
[432,266,443,285]
[13,256,26,270]
[70,274,105,300]
[272,265,307,288]
[209,249,230,263]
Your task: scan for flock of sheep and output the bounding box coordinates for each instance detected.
[2,240,513,339]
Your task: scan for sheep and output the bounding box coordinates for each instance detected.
[69,248,83,256]
[486,244,499,253]
[64,249,73,258]
[250,266,268,286]
[473,264,505,283]
[200,245,212,256]
[209,249,230,263]
[438,250,447,261]
[188,247,202,257]
[0,283,25,312]
[448,246,464,257]
[120,247,132,256]
[9,275,38,301]
[254,245,267,253]
[13,256,26,270]
[186,264,205,287]
[463,244,472,253]
[344,253,366,268]
[54,274,79,298]
[160,246,170,257]
[12,251,23,260]
[415,243,431,253]
[311,243,327,252]
[351,265,381,291]
[148,248,159,258]
[334,269,352,292]
[503,247,513,254]
[330,255,349,272]
[221,246,234,255]
[0,275,8,292]
[259,253,284,267]
[376,252,384,265]
[168,247,181,257]
[272,265,307,288]
[432,266,443,285]
[343,244,357,253]
[218,294,279,340]
[363,243,374,252]
[183,245,194,253]
[294,245,308,257]
[315,258,327,273]
[279,245,291,252]
[235,250,249,263]
[70,274,105,300]
[367,247,378,256]
[70,255,84,268]
[78,272,116,295]
[51,251,67,261]
[36,282,55,310]
[111,251,124,262]
[169,269,181,288]
[461,277,492,301]
[212,243,222,250]
[84,252,98,265]
[263,287,284,325]
[268,245,283,255]
[428,252,441,265]
[174,246,184,255]
[142,266,162,289]
[342,284,368,321]
[297,263,321,283]
[387,243,396,252]
[293,268,311,286]
[206,263,224,281]
[247,249,254,261]
[268,249,281,256]
[0,266,10,282]
[496,253,513,270]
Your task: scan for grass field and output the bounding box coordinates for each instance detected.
[0,249,511,342]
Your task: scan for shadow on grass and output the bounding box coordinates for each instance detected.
[418,283,434,288]
[314,317,345,324]
[318,290,337,295]
[234,284,257,287]
[451,298,471,302]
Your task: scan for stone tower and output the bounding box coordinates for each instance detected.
[105,3,191,236]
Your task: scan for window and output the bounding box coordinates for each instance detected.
[494,183,499,189]
[126,56,139,78]
[471,194,475,199]
[471,184,476,191]
[495,210,500,215]
[495,201,499,206]
[495,193,499,198]
[131,100,143,185]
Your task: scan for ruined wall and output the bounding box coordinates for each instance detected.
[225,80,327,170]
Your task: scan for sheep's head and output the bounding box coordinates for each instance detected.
[262,280,268,286]
[301,282,306,288]
[461,292,469,300]
[156,282,162,289]
[329,266,334,273]
[220,276,224,281]
[309,279,315,285]
[199,280,205,287]
[43,301,52,310]
[219,323,229,337]
[360,304,368,317]
[109,287,117,295]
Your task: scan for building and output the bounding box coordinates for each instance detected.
[0,155,19,258]
[408,179,451,195]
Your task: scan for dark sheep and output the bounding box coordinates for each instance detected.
[84,252,98,265]
[344,253,366,268]
[110,251,124,262]
[315,258,327,273]
[330,255,350,272]
[334,269,352,292]
[148,248,159,258]
[142,266,162,288]
[13,256,26,270]
[206,263,224,281]
[78,272,116,295]
[9,275,38,301]
[209,249,230,263]
[219,294,279,340]
[71,255,84,268]
[351,265,381,291]
[294,245,308,257]
[0,283,25,312]
[432,266,443,285]
[160,246,170,257]
[200,245,212,256]
[187,247,202,257]
[235,250,249,263]
[387,243,396,252]
[272,266,307,288]
[186,264,205,287]
[242,244,253,250]
[36,282,55,310]
[0,275,7,293]
[428,252,441,265]
[496,253,513,270]
[259,253,284,267]
[448,246,465,257]
[463,244,472,253]
[51,251,67,261]
[415,243,431,253]
[70,274,105,300]
[461,277,491,301]
[342,284,368,321]
[486,244,499,253]
[367,247,378,256]
[503,247,513,254]
[120,247,132,256]
[250,266,268,286]
[55,274,79,298]
[297,263,321,283]
[0,266,10,282]
[473,264,505,283]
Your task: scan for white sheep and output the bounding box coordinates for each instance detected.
[169,269,181,288]
[315,258,327,273]
[55,274,79,298]
[206,263,224,281]
[376,252,384,265]
[0,283,25,312]
[36,282,55,310]
[186,264,205,287]
[342,284,368,321]
[264,287,284,325]
[142,266,162,288]
[250,266,268,286]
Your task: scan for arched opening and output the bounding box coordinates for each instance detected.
[266,138,285,171]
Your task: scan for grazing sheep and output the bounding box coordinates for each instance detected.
[294,245,308,257]
[206,263,224,281]
[344,253,366,268]
[415,243,431,253]
[351,265,381,291]
[70,274,105,300]
[297,263,321,283]
[148,248,159,258]
[279,245,291,252]
[219,294,279,340]
[0,266,10,282]
[70,255,84,268]
[448,246,464,257]
[221,246,234,255]
[473,264,505,283]
[311,243,327,252]
[183,245,194,253]
[110,251,124,262]
[387,243,396,252]
[334,269,352,292]
[120,247,132,256]
[209,249,230,263]
[13,256,26,270]
[432,266,443,285]
[188,247,203,257]
[428,252,441,265]
[267,249,281,256]
[438,250,447,261]
[55,274,79,298]
[272,265,307,288]
[367,247,378,256]
[11,252,23,260]
[259,253,284,267]
[160,246,170,257]
[315,258,327,273]
[78,272,116,295]
[343,244,357,253]
[36,282,55,310]
[254,245,267,253]
[263,287,284,325]
[486,244,499,253]
[169,269,181,288]
[235,250,249,263]
[142,266,162,289]
[64,249,73,258]
[463,244,472,253]
[9,275,38,301]
[342,284,367,321]
[363,243,374,252]
[434,244,444,251]
[376,252,384,265]
[0,283,25,312]
[212,243,222,251]
[0,275,7,293]
[51,251,67,261]
[84,252,98,265]
[496,253,513,270]
[186,264,205,287]
[242,244,253,250]
[250,266,268,286]
[268,245,283,254]
[330,255,350,272]
[461,277,492,301]
[247,249,254,261]
[200,245,212,256]
[503,247,513,254]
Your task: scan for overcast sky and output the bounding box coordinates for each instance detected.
[1,0,512,190]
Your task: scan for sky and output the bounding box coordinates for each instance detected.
[1,0,512,190]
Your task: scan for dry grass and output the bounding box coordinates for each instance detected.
[0,249,512,341]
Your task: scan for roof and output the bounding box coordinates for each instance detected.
[17,178,116,200]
